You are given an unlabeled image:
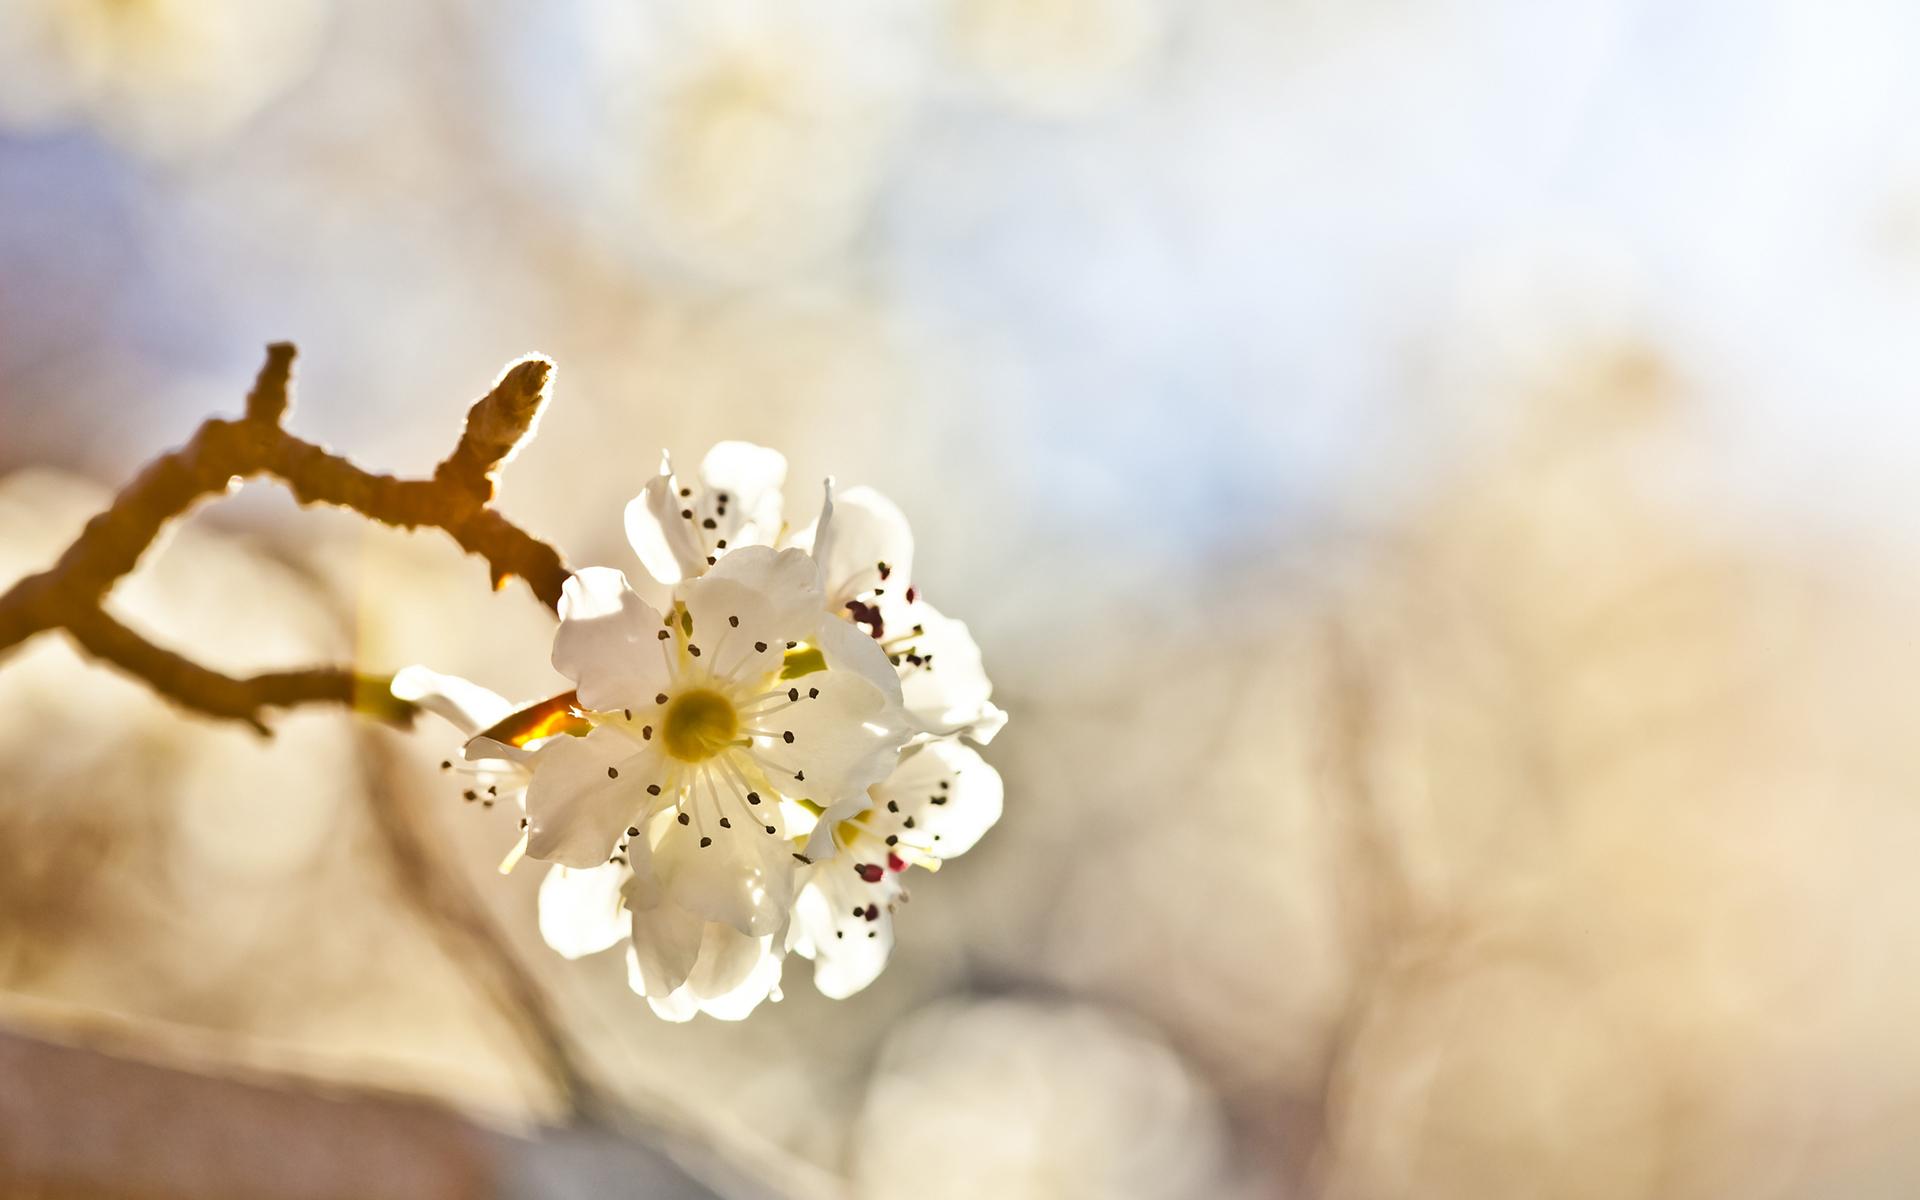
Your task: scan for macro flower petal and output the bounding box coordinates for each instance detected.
[628,900,706,997]
[872,739,1004,859]
[537,863,630,959]
[391,665,514,738]
[794,863,896,999]
[698,441,787,549]
[811,484,914,612]
[891,603,1003,742]
[653,807,798,937]
[625,459,707,585]
[524,725,659,868]
[682,545,823,680]
[685,919,768,1000]
[552,568,673,712]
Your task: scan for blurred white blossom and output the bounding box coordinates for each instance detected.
[937,0,1164,118]
[854,999,1226,1200]
[0,0,327,155]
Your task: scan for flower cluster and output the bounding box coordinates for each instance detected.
[399,443,1002,1020]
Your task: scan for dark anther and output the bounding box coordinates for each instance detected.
[887,800,899,812]
[765,825,776,834]
[782,731,794,743]
[701,837,712,848]
[716,539,727,549]
[607,767,618,778]
[677,811,689,824]
[719,818,731,828]
[483,799,494,807]
[886,835,898,845]
[788,688,798,701]
[689,645,701,656]
[717,492,728,502]
[656,693,668,704]
[905,586,918,603]
[440,760,452,770]
[786,641,796,649]
[643,726,653,739]
[681,509,693,519]
[836,931,845,939]
[464,790,477,801]
[624,709,631,719]
[649,784,663,795]
[809,688,818,698]
[794,853,812,864]
[487,786,497,795]
[680,487,691,497]
[857,864,884,882]
[628,826,640,836]
[878,561,891,580]
[702,518,717,529]
[706,556,715,564]
[728,615,739,627]
[754,641,767,652]
[747,792,760,804]
[658,629,670,640]
[794,770,804,781]
[904,816,915,828]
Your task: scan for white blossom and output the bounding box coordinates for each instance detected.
[540,859,787,1022]
[524,549,910,943]
[0,0,328,155]
[391,664,534,813]
[790,737,1002,997]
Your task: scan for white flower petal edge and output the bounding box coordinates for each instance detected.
[538,863,630,959]
[793,739,1003,997]
[391,664,535,809]
[625,443,788,586]
[527,550,912,939]
[810,483,915,616]
[391,665,515,737]
[625,904,787,1023]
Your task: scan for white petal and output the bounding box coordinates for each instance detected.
[685,920,768,1000]
[794,866,896,999]
[654,809,799,937]
[813,485,914,612]
[625,464,705,585]
[626,947,701,1021]
[893,604,1000,740]
[628,900,706,997]
[696,941,786,1020]
[646,987,703,1022]
[683,546,824,683]
[524,726,659,868]
[537,863,630,959]
[552,568,674,712]
[871,739,1004,860]
[699,442,788,551]
[817,599,911,701]
[776,662,906,801]
[391,665,514,737]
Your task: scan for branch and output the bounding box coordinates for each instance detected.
[0,343,571,731]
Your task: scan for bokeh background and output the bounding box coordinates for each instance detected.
[9,0,1920,1196]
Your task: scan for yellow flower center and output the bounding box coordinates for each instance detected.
[662,688,738,762]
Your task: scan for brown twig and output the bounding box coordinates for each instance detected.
[354,726,623,1129]
[0,343,570,732]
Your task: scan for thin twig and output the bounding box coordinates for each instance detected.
[0,344,570,732]
[355,725,623,1128]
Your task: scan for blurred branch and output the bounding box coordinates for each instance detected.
[0,343,570,732]
[355,726,624,1130]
